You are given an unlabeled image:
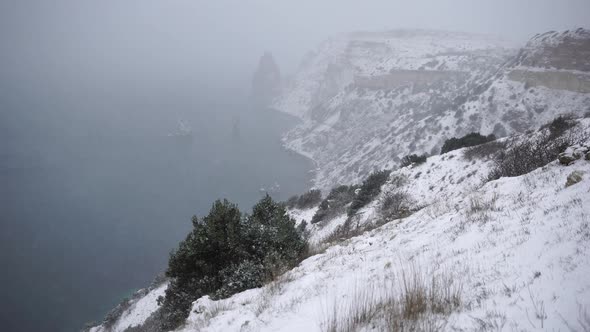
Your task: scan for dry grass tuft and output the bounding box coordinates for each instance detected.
[321,266,462,332]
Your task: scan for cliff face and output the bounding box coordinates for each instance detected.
[274,29,590,188]
[251,52,282,107]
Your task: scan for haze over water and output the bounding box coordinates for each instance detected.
[0,79,313,332]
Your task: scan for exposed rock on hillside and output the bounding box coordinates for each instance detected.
[251,52,282,107]
[274,29,590,188]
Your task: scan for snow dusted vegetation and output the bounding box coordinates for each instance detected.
[91,117,590,331]
[88,28,590,332]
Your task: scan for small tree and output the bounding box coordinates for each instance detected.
[244,195,307,275]
[158,195,308,330]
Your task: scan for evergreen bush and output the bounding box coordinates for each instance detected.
[158,196,307,330]
[311,185,358,224]
[348,170,391,216]
[400,154,427,167]
[441,133,496,154]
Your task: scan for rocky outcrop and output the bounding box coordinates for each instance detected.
[559,144,590,165]
[566,170,584,187]
[516,28,590,72]
[251,52,282,108]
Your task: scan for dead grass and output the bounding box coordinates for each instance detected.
[466,192,501,224]
[321,266,462,332]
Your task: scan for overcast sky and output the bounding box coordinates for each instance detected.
[1,0,589,88]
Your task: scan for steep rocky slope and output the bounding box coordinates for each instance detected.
[89,119,590,332]
[274,29,590,188]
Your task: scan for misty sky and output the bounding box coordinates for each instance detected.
[1,0,588,80]
[0,2,588,331]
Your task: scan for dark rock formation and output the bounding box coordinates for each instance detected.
[251,52,282,107]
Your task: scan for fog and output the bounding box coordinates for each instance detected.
[1,1,588,331]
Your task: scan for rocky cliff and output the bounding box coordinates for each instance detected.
[251,52,282,107]
[274,29,590,188]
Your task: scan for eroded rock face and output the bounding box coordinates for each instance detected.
[251,52,282,107]
[274,29,590,188]
[566,170,584,187]
[517,28,590,72]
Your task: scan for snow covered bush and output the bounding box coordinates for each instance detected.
[441,132,496,154]
[157,196,307,331]
[380,191,412,221]
[348,170,391,216]
[214,260,265,299]
[487,129,580,181]
[311,185,358,224]
[541,114,577,139]
[400,154,428,167]
[286,189,323,209]
[463,140,506,160]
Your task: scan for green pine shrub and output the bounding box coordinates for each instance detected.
[158,195,307,330]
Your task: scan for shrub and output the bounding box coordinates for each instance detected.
[541,114,577,139]
[287,189,322,209]
[487,129,580,181]
[463,140,506,160]
[348,170,391,216]
[159,196,307,330]
[441,133,496,154]
[400,154,427,167]
[214,260,265,299]
[244,195,308,270]
[311,185,358,224]
[380,192,412,221]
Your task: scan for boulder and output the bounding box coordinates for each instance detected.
[566,170,584,187]
[558,144,590,165]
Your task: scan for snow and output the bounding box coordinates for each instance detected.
[175,146,590,331]
[274,28,590,189]
[90,283,167,332]
[97,121,590,332]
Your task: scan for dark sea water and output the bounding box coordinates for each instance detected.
[0,91,313,332]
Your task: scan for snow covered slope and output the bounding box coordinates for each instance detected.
[91,119,590,332]
[178,120,590,331]
[89,283,168,332]
[274,29,590,189]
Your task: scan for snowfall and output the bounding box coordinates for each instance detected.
[92,119,590,332]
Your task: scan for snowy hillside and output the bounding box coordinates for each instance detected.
[274,29,590,189]
[88,118,590,332]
